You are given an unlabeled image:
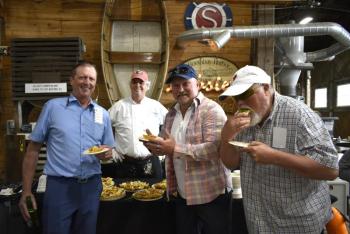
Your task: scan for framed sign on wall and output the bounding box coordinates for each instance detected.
[164,56,238,113]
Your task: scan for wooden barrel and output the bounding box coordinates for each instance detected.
[101,0,169,104]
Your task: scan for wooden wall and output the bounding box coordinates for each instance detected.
[1,0,346,183]
[0,0,107,182]
[0,0,253,182]
[162,1,252,106]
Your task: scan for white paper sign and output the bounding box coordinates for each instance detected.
[25,83,67,93]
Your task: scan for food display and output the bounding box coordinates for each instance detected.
[83,146,109,155]
[102,177,115,188]
[152,179,166,190]
[132,188,164,201]
[101,177,125,201]
[100,186,126,201]
[119,180,150,192]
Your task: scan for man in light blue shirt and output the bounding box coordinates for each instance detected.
[19,61,115,234]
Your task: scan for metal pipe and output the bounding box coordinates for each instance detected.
[176,22,350,62]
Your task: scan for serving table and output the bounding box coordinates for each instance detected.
[0,178,248,234]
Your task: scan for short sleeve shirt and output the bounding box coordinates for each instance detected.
[30,95,115,178]
[236,92,338,233]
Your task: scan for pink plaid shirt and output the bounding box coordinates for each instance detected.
[162,92,232,205]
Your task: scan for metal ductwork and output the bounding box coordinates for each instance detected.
[176,22,350,62]
[176,22,350,97]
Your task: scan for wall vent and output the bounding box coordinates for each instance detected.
[11,37,84,101]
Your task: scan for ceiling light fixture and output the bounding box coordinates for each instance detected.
[299,17,313,24]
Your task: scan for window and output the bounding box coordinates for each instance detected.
[314,87,327,108]
[336,83,350,107]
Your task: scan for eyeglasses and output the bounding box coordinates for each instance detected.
[233,85,261,101]
[170,67,190,76]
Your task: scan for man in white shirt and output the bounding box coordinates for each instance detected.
[108,70,168,178]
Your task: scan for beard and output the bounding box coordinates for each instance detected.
[249,110,262,126]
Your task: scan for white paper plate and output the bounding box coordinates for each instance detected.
[83,147,109,155]
[228,141,249,148]
[138,137,150,142]
[100,190,126,201]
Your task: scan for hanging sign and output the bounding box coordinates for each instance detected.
[184,2,233,30]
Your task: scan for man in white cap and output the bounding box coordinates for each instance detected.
[108,70,167,178]
[219,65,338,233]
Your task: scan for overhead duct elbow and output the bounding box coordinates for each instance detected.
[176,22,350,62]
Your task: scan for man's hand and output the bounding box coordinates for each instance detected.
[111,148,124,163]
[221,112,251,142]
[19,193,36,222]
[143,131,175,156]
[242,141,278,164]
[94,145,113,161]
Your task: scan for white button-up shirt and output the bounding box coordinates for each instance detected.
[109,96,168,159]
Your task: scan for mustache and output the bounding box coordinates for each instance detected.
[177,92,188,98]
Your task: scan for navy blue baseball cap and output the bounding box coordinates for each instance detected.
[165,64,198,84]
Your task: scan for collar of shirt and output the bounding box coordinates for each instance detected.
[255,92,280,129]
[67,94,95,111]
[170,91,204,112]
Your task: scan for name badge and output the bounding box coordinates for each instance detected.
[272,127,287,149]
[94,107,103,124]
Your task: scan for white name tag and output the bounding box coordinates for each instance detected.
[272,127,287,149]
[94,107,103,124]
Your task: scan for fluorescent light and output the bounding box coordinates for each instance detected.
[299,17,313,24]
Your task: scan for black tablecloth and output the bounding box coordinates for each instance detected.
[0,178,248,234]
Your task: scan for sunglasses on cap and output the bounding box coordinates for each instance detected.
[233,84,262,101]
[170,67,190,76]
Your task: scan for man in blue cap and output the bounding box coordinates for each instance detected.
[143,63,232,234]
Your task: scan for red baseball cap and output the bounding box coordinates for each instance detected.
[131,70,148,82]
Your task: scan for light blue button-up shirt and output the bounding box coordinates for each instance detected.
[30,95,115,178]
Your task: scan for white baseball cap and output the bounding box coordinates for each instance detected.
[219,65,271,100]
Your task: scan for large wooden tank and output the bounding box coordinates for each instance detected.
[101,0,169,104]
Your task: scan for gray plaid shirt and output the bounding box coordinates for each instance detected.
[237,92,338,234]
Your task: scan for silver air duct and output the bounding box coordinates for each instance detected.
[276,36,305,97]
[176,22,350,62]
[176,22,350,97]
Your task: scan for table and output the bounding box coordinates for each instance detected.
[97,193,176,234]
[0,178,248,234]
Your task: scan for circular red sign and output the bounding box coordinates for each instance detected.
[195,6,223,28]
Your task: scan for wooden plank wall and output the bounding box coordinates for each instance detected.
[0,0,106,182]
[0,0,252,182]
[161,1,252,106]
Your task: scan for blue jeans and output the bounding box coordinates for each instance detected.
[42,175,102,234]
